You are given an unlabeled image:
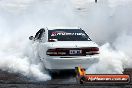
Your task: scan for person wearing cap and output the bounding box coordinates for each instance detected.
[35,28,45,40]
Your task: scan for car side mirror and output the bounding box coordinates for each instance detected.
[29,36,34,40]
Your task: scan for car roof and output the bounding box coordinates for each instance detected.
[45,27,80,30]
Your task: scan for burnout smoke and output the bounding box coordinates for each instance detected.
[86,43,128,74]
[0,0,132,80]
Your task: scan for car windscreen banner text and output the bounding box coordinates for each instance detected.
[51,32,85,36]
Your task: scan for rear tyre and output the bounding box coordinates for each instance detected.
[123,68,132,84]
[80,77,86,84]
[47,69,60,78]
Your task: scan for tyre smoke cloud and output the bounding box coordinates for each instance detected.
[0,0,132,80]
[76,0,132,73]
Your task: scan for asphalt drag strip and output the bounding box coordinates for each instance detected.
[0,69,132,88]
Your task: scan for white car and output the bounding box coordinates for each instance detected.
[29,27,99,71]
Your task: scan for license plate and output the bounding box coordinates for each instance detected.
[69,50,82,55]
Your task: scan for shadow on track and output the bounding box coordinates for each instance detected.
[49,70,76,79]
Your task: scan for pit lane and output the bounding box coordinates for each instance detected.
[0,69,132,88]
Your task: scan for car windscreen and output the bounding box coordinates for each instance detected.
[48,29,91,41]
